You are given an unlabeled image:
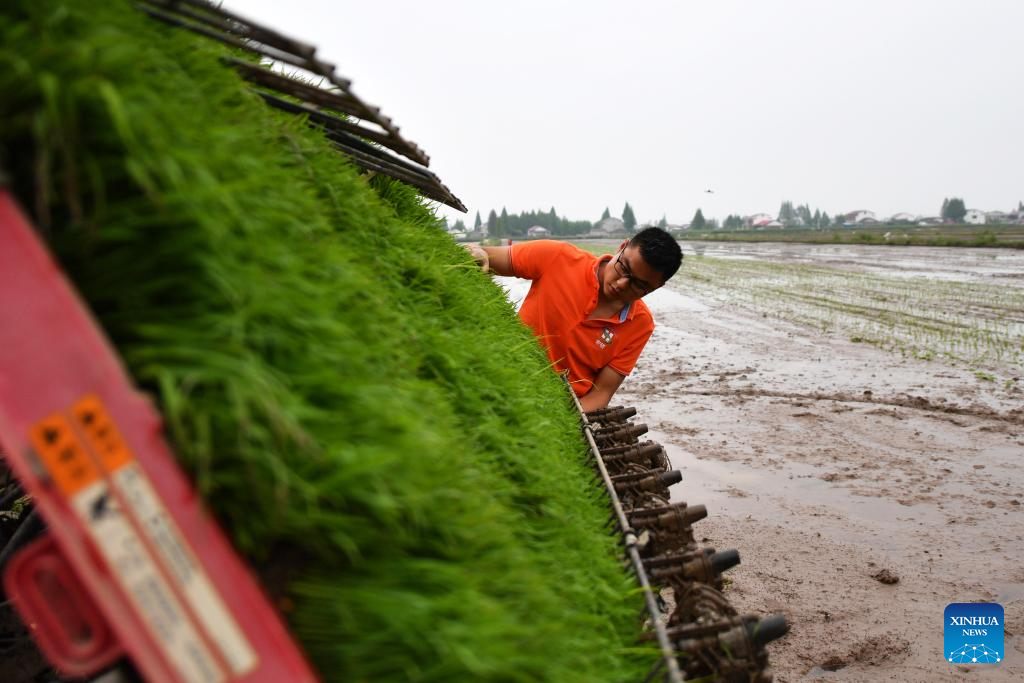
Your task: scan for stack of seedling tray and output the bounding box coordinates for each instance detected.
[0,1,658,680]
[573,388,789,683]
[1,1,789,680]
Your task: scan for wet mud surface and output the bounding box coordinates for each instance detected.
[622,284,1024,682]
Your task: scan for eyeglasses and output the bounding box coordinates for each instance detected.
[612,251,652,295]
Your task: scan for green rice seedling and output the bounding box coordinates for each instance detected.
[0,3,649,681]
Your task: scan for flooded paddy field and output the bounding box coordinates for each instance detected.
[538,241,1022,681]
[678,241,1024,285]
[621,242,1023,681]
[595,239,1024,378]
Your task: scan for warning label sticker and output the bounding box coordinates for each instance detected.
[71,396,257,676]
[70,480,224,683]
[30,395,258,681]
[30,414,100,497]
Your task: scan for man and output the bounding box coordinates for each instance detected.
[468,227,682,411]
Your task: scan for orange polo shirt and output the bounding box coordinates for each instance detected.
[510,240,655,396]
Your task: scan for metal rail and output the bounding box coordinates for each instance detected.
[137,0,466,211]
[564,376,789,682]
[562,377,685,683]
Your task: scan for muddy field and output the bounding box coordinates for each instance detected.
[501,242,1023,681]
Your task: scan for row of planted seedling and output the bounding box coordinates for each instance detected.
[580,403,788,683]
[680,256,1023,367]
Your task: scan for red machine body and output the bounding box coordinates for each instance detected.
[0,189,319,682]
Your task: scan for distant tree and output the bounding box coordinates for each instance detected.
[833,212,844,227]
[707,218,720,230]
[486,209,498,236]
[796,204,813,226]
[499,207,512,236]
[622,202,637,232]
[658,214,668,229]
[812,209,821,228]
[940,198,949,219]
[723,214,744,230]
[777,200,798,226]
[452,218,466,232]
[1018,200,1023,212]
[474,211,482,230]
[820,211,831,228]
[950,198,967,222]
[943,197,967,222]
[777,200,789,221]
[559,215,593,235]
[479,207,594,237]
[601,207,611,220]
[551,208,565,234]
[691,208,707,230]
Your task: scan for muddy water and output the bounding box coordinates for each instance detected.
[682,241,1024,286]
[496,241,1024,681]
[628,284,1024,682]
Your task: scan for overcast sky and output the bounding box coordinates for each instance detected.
[232,1,1022,225]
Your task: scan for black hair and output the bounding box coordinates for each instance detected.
[629,227,683,282]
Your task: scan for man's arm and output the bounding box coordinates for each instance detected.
[579,366,627,412]
[463,245,514,276]
[482,246,513,276]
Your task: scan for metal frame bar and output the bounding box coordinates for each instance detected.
[136,0,466,211]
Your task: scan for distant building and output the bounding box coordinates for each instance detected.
[744,213,773,229]
[964,209,986,225]
[917,216,944,226]
[843,210,878,226]
[888,212,919,224]
[984,211,1008,224]
[526,225,550,238]
[748,216,784,229]
[590,217,626,236]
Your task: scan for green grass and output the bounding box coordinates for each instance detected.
[0,3,649,681]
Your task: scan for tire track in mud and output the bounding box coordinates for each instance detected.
[648,386,1024,425]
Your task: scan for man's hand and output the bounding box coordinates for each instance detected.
[462,243,490,272]
[462,244,514,277]
[579,366,627,412]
